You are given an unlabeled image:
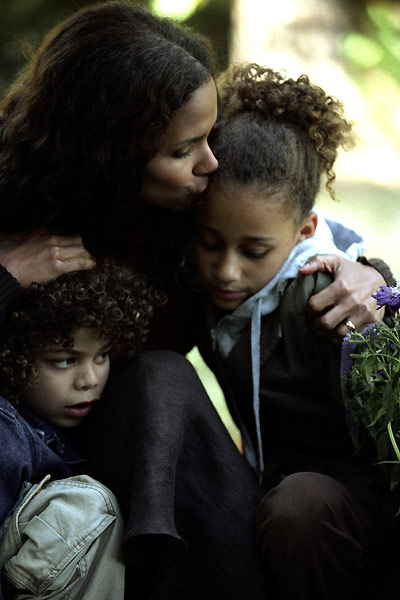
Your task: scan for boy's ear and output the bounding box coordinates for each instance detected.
[297,211,318,242]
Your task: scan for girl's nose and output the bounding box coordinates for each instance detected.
[214,253,240,283]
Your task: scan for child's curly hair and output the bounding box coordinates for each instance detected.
[211,64,354,221]
[0,259,163,404]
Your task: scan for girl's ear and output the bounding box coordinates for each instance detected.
[297,211,318,242]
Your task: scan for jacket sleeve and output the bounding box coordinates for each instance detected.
[0,401,39,526]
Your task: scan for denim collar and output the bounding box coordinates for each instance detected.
[17,404,85,466]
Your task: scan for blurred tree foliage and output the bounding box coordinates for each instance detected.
[0,0,397,94]
[340,1,400,82]
[0,0,104,94]
[0,0,231,96]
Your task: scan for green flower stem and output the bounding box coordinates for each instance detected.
[387,421,400,464]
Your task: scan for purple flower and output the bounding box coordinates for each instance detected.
[341,334,356,378]
[372,284,400,310]
[361,323,378,341]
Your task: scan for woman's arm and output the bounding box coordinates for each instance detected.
[299,254,390,341]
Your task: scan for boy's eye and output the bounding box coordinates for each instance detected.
[53,357,74,369]
[95,351,110,364]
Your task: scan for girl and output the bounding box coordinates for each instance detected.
[194,64,396,600]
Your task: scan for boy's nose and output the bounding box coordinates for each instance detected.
[74,366,98,390]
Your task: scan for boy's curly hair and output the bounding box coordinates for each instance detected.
[211,64,354,220]
[0,260,163,404]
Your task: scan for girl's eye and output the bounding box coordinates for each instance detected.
[243,248,269,259]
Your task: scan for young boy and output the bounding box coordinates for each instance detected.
[0,260,159,599]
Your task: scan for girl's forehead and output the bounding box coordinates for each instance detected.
[199,184,298,239]
[206,180,289,213]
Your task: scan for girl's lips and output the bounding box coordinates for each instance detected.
[66,400,98,419]
[212,287,245,301]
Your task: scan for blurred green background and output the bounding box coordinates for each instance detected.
[1,0,399,444]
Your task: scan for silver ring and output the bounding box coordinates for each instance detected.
[345,319,356,331]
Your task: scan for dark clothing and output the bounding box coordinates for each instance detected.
[198,273,386,504]
[196,272,398,599]
[0,266,21,332]
[78,351,267,599]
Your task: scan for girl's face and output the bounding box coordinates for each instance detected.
[140,78,218,211]
[195,183,317,311]
[23,327,111,429]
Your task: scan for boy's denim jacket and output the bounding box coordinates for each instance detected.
[0,396,86,526]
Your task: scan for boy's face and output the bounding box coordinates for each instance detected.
[195,183,316,311]
[23,327,111,429]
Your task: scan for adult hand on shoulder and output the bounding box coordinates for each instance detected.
[0,229,95,288]
[299,254,385,342]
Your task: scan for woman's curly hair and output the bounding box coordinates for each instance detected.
[0,260,164,404]
[210,63,354,220]
[0,1,214,255]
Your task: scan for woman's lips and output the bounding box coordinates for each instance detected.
[66,400,98,419]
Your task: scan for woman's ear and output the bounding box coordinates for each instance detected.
[297,211,318,242]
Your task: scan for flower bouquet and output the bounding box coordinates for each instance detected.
[341,283,400,501]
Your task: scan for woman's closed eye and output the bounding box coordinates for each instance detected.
[196,231,220,250]
[174,146,194,160]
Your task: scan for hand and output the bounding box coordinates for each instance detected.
[299,254,385,342]
[0,229,95,288]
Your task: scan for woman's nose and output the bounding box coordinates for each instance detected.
[193,144,218,176]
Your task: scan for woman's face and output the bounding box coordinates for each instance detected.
[140,78,218,211]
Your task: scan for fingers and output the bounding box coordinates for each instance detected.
[0,229,95,287]
[53,255,96,275]
[299,254,340,275]
[309,294,384,343]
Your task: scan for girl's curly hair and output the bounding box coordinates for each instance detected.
[0,1,214,256]
[210,63,354,220]
[0,260,164,404]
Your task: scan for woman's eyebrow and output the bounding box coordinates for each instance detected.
[173,134,205,146]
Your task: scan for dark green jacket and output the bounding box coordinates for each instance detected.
[197,272,387,510]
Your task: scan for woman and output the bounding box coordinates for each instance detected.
[0,2,392,598]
